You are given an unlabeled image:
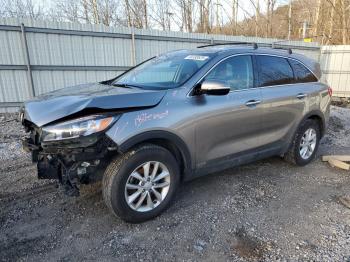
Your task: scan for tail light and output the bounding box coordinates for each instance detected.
[328,87,333,97]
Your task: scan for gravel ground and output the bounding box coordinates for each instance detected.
[0,106,350,261]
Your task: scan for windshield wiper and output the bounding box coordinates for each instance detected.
[112,83,142,89]
[112,83,131,88]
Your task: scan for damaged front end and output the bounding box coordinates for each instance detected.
[21,113,119,196]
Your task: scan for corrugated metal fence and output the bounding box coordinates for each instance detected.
[0,18,322,112]
[320,46,350,98]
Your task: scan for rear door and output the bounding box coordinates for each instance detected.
[256,55,307,147]
[194,55,264,170]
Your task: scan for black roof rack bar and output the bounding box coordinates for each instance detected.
[271,46,293,54]
[198,41,294,54]
[197,42,258,49]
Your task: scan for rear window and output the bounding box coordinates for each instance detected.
[256,55,294,87]
[289,59,318,83]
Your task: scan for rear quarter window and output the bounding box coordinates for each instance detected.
[256,55,294,87]
[289,59,318,83]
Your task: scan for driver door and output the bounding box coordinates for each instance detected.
[193,55,264,172]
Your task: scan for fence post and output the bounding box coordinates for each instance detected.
[20,23,35,98]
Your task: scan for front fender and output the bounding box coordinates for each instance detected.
[111,130,193,179]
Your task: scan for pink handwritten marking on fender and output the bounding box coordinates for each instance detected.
[134,110,169,127]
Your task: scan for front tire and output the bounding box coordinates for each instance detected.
[102,144,180,223]
[284,119,321,166]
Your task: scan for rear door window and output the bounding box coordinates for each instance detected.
[204,55,254,91]
[256,55,294,87]
[289,59,318,83]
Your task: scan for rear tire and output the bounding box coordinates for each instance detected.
[102,144,180,223]
[284,119,320,166]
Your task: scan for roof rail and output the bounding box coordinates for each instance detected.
[271,45,293,54]
[197,42,258,49]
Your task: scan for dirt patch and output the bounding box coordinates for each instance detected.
[231,228,269,261]
[332,99,350,108]
[0,235,56,261]
[329,115,344,133]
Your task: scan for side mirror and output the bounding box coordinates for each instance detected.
[199,80,230,96]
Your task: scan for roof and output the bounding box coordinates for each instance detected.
[163,44,321,78]
[166,44,299,57]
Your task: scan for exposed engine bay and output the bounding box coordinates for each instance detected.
[21,118,118,196]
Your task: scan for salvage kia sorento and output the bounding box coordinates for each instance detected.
[21,44,331,223]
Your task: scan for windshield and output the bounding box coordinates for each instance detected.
[113,52,215,89]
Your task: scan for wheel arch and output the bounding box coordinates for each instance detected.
[283,109,326,155]
[302,110,326,137]
[117,131,193,180]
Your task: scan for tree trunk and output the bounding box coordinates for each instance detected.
[142,0,148,28]
[230,0,238,35]
[341,0,347,44]
[266,0,270,37]
[205,0,211,33]
[186,0,193,32]
[287,0,292,40]
[82,0,90,23]
[103,0,110,26]
[255,0,260,37]
[198,0,203,32]
[314,0,322,38]
[328,0,336,44]
[91,0,99,24]
[125,0,132,27]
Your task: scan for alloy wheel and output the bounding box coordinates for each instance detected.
[124,161,171,212]
[299,128,317,160]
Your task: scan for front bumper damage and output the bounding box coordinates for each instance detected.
[22,120,118,196]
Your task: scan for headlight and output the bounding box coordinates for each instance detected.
[42,115,117,142]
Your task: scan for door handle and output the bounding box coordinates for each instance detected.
[296,93,307,99]
[245,100,261,107]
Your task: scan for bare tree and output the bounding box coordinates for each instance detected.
[1,0,45,19]
[232,0,238,34]
[341,0,348,44]
[98,0,121,26]
[81,0,90,23]
[148,0,173,30]
[265,0,276,37]
[196,0,211,33]
[328,0,336,44]
[51,0,81,22]
[0,0,6,16]
[91,0,100,23]
[181,0,193,32]
[0,0,349,45]
[142,0,148,28]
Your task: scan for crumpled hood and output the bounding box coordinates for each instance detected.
[23,83,166,127]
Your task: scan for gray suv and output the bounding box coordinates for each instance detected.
[21,44,331,223]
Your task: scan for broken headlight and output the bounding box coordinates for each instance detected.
[41,115,117,142]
